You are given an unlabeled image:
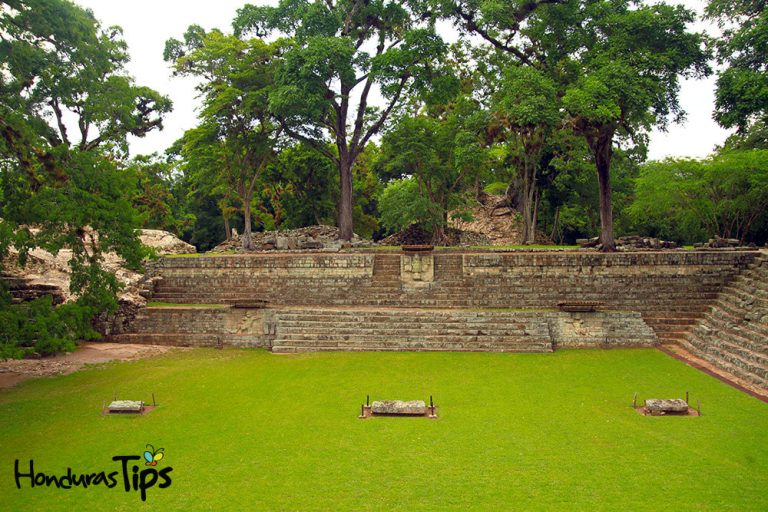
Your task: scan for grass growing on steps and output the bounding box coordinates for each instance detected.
[1,349,766,511]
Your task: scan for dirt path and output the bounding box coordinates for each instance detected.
[0,343,178,389]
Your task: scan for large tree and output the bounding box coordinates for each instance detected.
[0,0,170,354]
[491,66,559,244]
[0,0,170,292]
[435,0,709,251]
[706,0,768,133]
[165,29,284,250]
[556,1,709,250]
[233,0,455,241]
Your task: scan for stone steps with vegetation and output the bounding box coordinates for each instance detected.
[682,254,768,388]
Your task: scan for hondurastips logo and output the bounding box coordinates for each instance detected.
[14,445,173,502]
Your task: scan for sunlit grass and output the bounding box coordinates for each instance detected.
[1,349,766,511]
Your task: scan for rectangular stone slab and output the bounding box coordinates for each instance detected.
[108,400,144,412]
[371,400,426,415]
[645,398,688,414]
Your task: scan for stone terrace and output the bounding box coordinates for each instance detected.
[142,251,755,342]
[108,249,768,393]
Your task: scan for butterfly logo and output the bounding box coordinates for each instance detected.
[143,444,165,466]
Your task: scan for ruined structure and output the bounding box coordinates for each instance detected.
[107,249,768,392]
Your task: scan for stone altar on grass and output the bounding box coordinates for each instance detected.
[371,400,427,415]
[107,400,144,413]
[645,399,688,415]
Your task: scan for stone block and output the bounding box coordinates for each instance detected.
[645,399,688,415]
[371,400,426,415]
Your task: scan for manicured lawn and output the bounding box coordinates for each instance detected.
[1,349,766,511]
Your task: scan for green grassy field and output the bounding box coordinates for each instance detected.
[1,349,766,511]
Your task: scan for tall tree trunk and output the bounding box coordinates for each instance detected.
[241,193,255,251]
[589,128,615,252]
[520,162,537,244]
[224,216,231,241]
[502,180,521,209]
[338,157,354,242]
[531,189,540,244]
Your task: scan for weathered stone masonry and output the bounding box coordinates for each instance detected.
[110,251,757,354]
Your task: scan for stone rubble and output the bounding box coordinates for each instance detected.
[210,224,373,252]
[694,236,758,250]
[576,236,679,250]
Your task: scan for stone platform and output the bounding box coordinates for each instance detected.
[106,250,768,394]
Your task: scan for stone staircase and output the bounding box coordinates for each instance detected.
[681,253,768,389]
[270,308,554,353]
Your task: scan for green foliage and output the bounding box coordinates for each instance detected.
[631,150,768,244]
[262,144,338,229]
[378,99,486,240]
[126,154,195,235]
[0,290,98,359]
[706,0,768,131]
[377,178,433,233]
[0,0,170,356]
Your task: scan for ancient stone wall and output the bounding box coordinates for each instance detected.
[147,251,756,343]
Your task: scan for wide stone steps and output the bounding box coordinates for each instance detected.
[684,334,768,387]
[698,315,768,347]
[686,346,768,388]
[681,254,768,389]
[272,342,550,353]
[271,309,553,353]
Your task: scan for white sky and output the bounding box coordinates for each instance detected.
[73,0,732,161]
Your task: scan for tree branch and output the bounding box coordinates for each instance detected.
[278,118,339,165]
[357,74,408,153]
[453,0,564,65]
[350,34,386,152]
[48,98,70,147]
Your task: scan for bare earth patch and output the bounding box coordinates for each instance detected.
[0,342,179,389]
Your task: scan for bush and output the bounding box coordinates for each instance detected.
[0,289,100,359]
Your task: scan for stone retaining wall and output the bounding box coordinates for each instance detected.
[147,252,756,343]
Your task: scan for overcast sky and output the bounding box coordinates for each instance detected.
[73,0,732,161]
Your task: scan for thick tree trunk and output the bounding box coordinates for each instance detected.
[523,169,537,245]
[241,194,255,251]
[521,193,534,244]
[224,217,231,241]
[500,181,521,210]
[590,130,615,252]
[338,157,354,242]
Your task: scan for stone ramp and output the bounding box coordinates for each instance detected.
[270,308,554,353]
[681,253,768,390]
